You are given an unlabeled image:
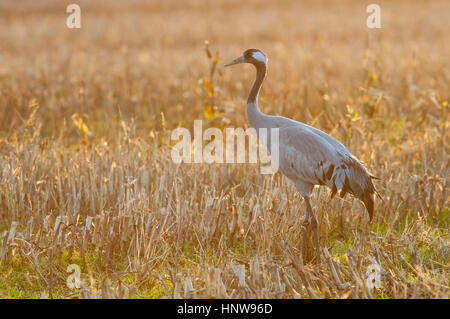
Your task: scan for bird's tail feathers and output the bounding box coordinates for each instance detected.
[329,157,377,222]
[360,191,375,222]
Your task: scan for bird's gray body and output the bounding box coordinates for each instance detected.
[249,101,374,211]
[225,48,377,263]
[225,48,376,221]
[248,102,375,219]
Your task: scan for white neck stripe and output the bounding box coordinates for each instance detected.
[252,51,266,64]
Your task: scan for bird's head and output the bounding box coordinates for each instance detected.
[224,48,267,68]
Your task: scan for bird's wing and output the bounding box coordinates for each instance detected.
[276,125,340,186]
[276,125,376,220]
[267,115,351,155]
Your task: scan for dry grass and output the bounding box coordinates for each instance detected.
[0,0,448,298]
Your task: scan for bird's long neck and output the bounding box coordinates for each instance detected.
[246,62,267,129]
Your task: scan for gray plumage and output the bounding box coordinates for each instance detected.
[225,49,377,263]
[258,117,375,220]
[225,48,376,219]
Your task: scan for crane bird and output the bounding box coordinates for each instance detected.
[224,49,377,264]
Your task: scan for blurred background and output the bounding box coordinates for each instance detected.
[1,0,449,138]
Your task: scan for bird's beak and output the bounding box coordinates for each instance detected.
[224,55,245,67]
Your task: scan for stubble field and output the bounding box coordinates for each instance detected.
[0,0,448,298]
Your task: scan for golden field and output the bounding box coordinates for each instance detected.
[0,0,448,298]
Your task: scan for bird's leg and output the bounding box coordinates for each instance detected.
[300,200,311,263]
[305,197,321,265]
